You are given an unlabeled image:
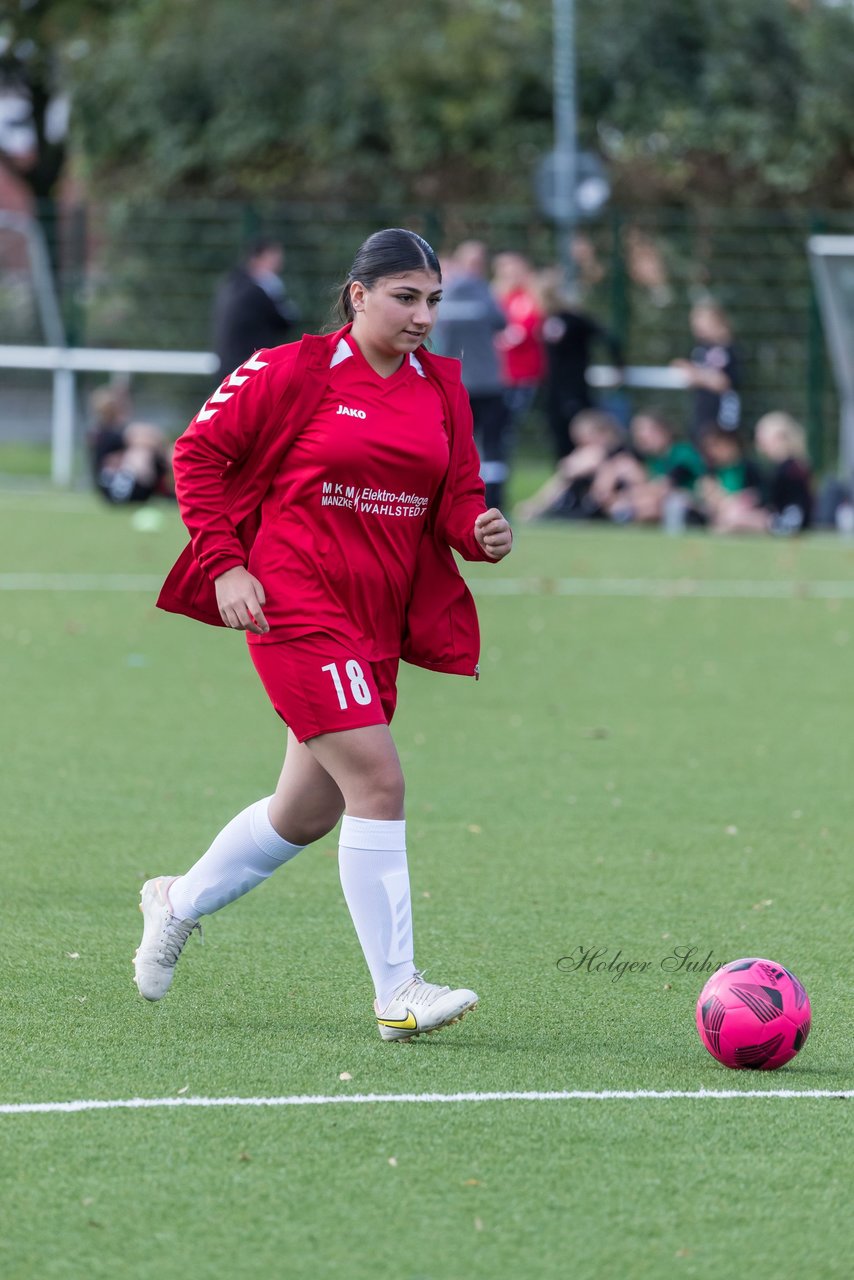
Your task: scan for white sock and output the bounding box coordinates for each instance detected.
[169,797,305,920]
[338,816,416,1009]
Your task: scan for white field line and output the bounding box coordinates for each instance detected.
[4,572,854,599]
[1,1089,852,1115]
[468,577,854,600]
[0,573,162,592]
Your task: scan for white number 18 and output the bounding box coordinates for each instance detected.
[321,660,372,710]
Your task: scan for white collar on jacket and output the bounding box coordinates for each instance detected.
[330,336,426,378]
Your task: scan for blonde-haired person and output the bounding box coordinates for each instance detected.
[713,412,813,534]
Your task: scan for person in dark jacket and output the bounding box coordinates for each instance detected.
[538,268,624,461]
[212,239,300,378]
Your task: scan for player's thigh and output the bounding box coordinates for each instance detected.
[271,728,345,831]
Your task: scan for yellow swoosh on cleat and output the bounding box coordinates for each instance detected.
[376,1010,417,1030]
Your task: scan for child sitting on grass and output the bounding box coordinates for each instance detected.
[515,409,624,522]
[695,424,762,528]
[708,412,814,535]
[590,409,705,524]
[88,386,175,505]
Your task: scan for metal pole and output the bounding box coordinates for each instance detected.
[0,212,66,347]
[553,0,577,286]
[51,367,76,488]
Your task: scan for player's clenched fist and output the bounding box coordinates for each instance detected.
[474,509,512,561]
[214,565,270,634]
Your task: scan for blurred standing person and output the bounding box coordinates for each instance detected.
[671,300,741,442]
[492,251,546,438]
[432,240,508,509]
[213,238,301,378]
[538,268,624,462]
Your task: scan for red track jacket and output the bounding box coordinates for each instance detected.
[157,325,495,677]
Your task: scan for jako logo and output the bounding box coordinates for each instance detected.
[336,404,367,419]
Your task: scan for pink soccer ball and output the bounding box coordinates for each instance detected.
[696,958,811,1070]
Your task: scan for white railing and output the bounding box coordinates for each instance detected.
[0,345,689,487]
[587,365,689,390]
[0,346,219,486]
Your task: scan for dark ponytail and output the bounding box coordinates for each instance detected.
[335,227,441,322]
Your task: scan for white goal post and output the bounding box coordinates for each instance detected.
[0,345,219,486]
[808,235,854,477]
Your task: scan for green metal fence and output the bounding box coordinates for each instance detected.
[3,200,853,469]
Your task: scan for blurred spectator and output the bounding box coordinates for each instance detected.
[694,425,762,527]
[492,252,546,434]
[432,240,509,508]
[87,385,174,505]
[624,226,673,307]
[591,409,705,524]
[570,233,606,289]
[538,267,624,462]
[212,238,300,378]
[671,301,741,441]
[515,409,624,523]
[712,412,814,535]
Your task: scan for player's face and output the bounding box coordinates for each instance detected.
[351,270,443,356]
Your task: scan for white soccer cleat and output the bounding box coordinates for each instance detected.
[375,971,478,1042]
[133,877,201,1002]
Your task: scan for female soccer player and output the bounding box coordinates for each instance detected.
[135,228,512,1041]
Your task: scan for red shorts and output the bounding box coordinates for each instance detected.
[248,634,399,742]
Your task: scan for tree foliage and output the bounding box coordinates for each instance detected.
[582,0,854,204]
[0,0,119,200]
[18,0,854,208]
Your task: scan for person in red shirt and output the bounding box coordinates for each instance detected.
[492,251,547,430]
[134,228,512,1042]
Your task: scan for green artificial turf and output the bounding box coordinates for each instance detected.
[1,494,852,1279]
[0,442,52,477]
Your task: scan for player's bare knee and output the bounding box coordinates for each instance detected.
[354,762,405,818]
[333,760,404,818]
[292,806,345,846]
[268,799,344,847]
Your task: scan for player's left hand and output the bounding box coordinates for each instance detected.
[475,509,512,561]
